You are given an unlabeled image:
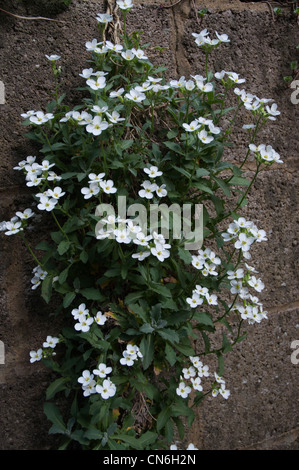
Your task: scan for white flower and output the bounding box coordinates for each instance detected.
[227,268,244,280]
[187,443,199,450]
[219,383,230,399]
[186,293,203,308]
[248,276,265,292]
[37,196,57,212]
[74,316,94,332]
[230,279,243,294]
[96,13,113,23]
[47,187,65,200]
[132,250,151,261]
[206,293,218,305]
[215,31,230,43]
[132,48,148,60]
[106,41,123,52]
[120,351,135,366]
[121,49,135,61]
[29,349,43,363]
[106,110,125,123]
[43,336,59,348]
[198,129,214,144]
[251,228,267,242]
[125,89,146,103]
[100,179,117,194]
[71,303,89,320]
[144,165,163,178]
[110,88,125,98]
[234,233,255,252]
[155,184,167,198]
[45,54,61,61]
[93,363,112,378]
[176,382,192,398]
[82,380,97,396]
[116,0,134,10]
[4,220,23,235]
[197,364,209,378]
[86,76,106,91]
[85,38,101,52]
[138,180,158,199]
[29,111,53,125]
[81,183,100,199]
[266,103,280,120]
[151,243,170,262]
[79,68,94,79]
[182,366,196,379]
[197,80,213,93]
[133,232,152,246]
[170,76,186,88]
[88,172,105,184]
[94,311,107,325]
[96,379,116,399]
[78,370,94,386]
[114,228,131,244]
[86,115,110,136]
[21,110,36,119]
[182,120,200,132]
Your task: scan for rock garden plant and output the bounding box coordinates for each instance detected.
[1,1,283,450]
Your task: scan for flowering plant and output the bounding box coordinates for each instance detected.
[1,2,283,450]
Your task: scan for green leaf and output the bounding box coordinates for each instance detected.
[196,168,210,178]
[222,332,232,353]
[57,240,71,256]
[192,181,214,195]
[157,406,172,432]
[63,291,76,308]
[80,287,105,301]
[140,323,155,334]
[46,377,70,400]
[41,274,53,304]
[111,431,158,450]
[177,247,192,265]
[158,328,179,344]
[165,343,177,366]
[44,402,66,433]
[140,335,154,370]
[193,311,214,327]
[58,266,70,285]
[228,176,250,186]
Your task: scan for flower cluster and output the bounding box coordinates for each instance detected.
[192,29,230,50]
[182,115,221,144]
[31,265,48,290]
[222,217,267,260]
[119,343,143,366]
[138,165,167,199]
[71,303,107,332]
[191,247,221,276]
[78,365,116,399]
[249,143,283,164]
[186,285,218,309]
[211,372,230,399]
[176,356,210,398]
[29,335,60,363]
[21,110,54,125]
[170,443,198,450]
[81,172,117,199]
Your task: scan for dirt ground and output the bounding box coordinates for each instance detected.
[0,0,298,450]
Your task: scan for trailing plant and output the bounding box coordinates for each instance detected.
[1,1,284,451]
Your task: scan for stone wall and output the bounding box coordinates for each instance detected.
[0,0,298,450]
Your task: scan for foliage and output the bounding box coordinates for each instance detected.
[1,2,283,450]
